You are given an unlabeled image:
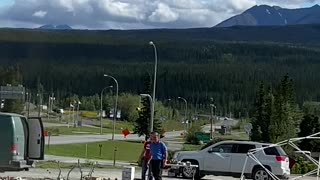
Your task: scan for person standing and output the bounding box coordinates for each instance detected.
[149,131,168,180]
[139,138,152,180]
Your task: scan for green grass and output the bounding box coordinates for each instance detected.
[182,144,202,151]
[213,130,249,140]
[89,119,135,132]
[45,126,115,135]
[162,120,185,131]
[45,141,144,162]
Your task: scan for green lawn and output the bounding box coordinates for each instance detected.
[182,144,202,151]
[45,141,144,162]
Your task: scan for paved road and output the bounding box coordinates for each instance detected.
[46,131,184,144]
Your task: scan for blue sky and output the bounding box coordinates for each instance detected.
[0,0,319,29]
[0,0,13,6]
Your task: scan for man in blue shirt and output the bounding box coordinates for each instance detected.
[149,131,168,180]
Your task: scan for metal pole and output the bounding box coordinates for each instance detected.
[100,86,113,135]
[178,97,187,132]
[27,92,31,118]
[149,41,158,133]
[48,96,50,121]
[104,74,118,141]
[73,104,75,127]
[100,90,103,135]
[140,94,153,133]
[210,105,213,140]
[77,101,80,125]
[37,93,41,117]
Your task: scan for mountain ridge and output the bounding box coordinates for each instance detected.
[216,4,320,27]
[38,24,72,30]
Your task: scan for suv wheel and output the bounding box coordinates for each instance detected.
[182,165,196,179]
[181,162,204,179]
[253,168,270,180]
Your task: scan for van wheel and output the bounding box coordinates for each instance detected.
[24,168,29,171]
[253,168,270,180]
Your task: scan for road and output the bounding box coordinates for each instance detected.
[46,130,184,145]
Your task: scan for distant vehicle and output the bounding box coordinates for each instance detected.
[53,108,64,114]
[0,112,44,172]
[170,140,290,180]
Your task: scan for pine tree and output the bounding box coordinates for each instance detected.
[134,73,162,140]
[298,115,320,152]
[251,82,265,141]
[269,75,297,143]
[261,86,274,142]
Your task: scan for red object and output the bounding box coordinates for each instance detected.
[122,128,130,138]
[44,130,48,137]
[275,156,286,162]
[11,144,17,154]
[143,141,152,161]
[289,158,296,169]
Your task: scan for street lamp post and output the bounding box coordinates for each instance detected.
[100,85,113,135]
[104,74,119,141]
[210,104,216,140]
[76,100,81,126]
[178,97,188,132]
[140,94,153,133]
[149,41,158,133]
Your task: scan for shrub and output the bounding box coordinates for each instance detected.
[185,124,203,145]
[291,156,317,174]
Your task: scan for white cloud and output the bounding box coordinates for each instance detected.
[0,0,318,29]
[148,3,178,23]
[32,10,47,18]
[257,0,317,8]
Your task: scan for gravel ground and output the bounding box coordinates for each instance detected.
[1,168,318,180]
[0,168,233,180]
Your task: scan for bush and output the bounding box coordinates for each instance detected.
[291,157,317,174]
[200,137,233,150]
[167,150,176,163]
[185,124,203,145]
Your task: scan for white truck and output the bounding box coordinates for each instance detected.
[170,140,290,180]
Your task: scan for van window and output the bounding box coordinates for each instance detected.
[234,144,256,153]
[263,145,286,156]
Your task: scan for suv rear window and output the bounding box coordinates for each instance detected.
[263,145,286,156]
[235,144,256,154]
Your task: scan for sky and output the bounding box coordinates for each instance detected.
[0,0,319,30]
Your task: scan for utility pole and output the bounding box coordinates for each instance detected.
[210,104,216,140]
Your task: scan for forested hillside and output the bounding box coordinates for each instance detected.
[0,26,320,117]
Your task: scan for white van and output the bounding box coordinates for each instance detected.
[0,112,44,172]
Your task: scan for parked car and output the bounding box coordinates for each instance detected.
[0,112,44,172]
[170,140,290,180]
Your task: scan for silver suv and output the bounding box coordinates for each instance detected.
[171,140,290,180]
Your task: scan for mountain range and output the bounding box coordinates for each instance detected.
[38,24,72,30]
[216,4,320,27]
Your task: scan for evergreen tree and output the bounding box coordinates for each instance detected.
[251,82,265,141]
[269,75,297,143]
[134,73,162,140]
[298,115,320,152]
[252,75,299,143]
[262,86,274,142]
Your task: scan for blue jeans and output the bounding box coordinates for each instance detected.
[142,159,152,180]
